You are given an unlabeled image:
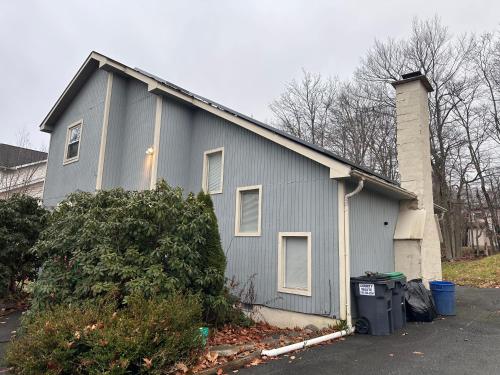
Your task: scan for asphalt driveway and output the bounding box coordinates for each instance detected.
[242,286,500,375]
[0,310,21,371]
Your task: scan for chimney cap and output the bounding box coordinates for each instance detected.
[391,71,433,92]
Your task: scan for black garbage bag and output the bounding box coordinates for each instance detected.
[405,279,437,322]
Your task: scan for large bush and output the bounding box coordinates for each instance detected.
[0,194,47,297]
[31,181,226,321]
[6,294,203,374]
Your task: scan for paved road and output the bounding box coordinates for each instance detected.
[242,287,500,375]
[0,311,22,370]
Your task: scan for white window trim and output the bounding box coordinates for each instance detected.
[234,185,262,237]
[202,147,224,194]
[277,232,312,297]
[63,119,83,165]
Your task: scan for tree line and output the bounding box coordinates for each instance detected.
[270,17,500,259]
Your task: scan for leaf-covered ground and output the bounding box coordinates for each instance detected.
[185,322,341,374]
[442,253,500,288]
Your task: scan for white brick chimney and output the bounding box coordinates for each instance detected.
[392,72,442,284]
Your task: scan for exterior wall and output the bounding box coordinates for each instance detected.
[0,161,46,199]
[43,69,108,207]
[181,108,340,318]
[156,98,193,189]
[349,187,399,277]
[102,74,127,188]
[102,77,156,191]
[42,70,402,320]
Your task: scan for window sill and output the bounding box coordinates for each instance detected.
[235,231,261,237]
[278,286,312,297]
[63,157,79,166]
[208,190,223,195]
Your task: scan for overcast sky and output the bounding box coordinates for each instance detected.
[1,0,499,150]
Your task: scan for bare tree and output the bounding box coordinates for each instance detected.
[270,70,337,148]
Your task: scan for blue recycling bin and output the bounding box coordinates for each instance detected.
[429,281,456,316]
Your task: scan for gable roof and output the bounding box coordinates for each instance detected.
[39,51,416,200]
[0,143,47,169]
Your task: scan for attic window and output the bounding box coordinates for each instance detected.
[63,120,82,164]
[202,147,224,194]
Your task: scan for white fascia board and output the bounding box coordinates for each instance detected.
[43,52,351,178]
[98,56,351,178]
[350,170,416,200]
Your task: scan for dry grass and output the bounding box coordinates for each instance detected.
[442,253,500,288]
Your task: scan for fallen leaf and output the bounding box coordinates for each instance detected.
[250,358,262,366]
[175,362,189,373]
[143,358,153,369]
[206,351,219,363]
[217,369,223,375]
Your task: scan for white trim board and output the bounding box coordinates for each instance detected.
[277,232,312,297]
[150,95,163,190]
[38,51,416,199]
[234,184,262,237]
[202,147,224,194]
[95,72,113,190]
[62,120,83,165]
[40,52,351,179]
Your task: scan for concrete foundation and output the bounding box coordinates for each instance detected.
[246,305,339,329]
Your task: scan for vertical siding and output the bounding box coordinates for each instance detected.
[184,109,339,317]
[43,73,402,319]
[102,77,156,190]
[43,69,108,207]
[102,74,127,188]
[156,98,193,189]
[119,80,156,190]
[349,187,399,277]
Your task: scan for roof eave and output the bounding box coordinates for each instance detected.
[39,52,103,132]
[350,170,417,200]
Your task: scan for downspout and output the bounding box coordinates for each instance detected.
[344,177,364,328]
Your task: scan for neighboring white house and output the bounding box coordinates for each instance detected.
[0,143,47,200]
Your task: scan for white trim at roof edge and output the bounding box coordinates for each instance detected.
[96,54,351,179]
[350,170,416,200]
[42,52,420,186]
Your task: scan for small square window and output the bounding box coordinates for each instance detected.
[235,185,262,236]
[203,148,224,194]
[278,232,311,296]
[63,121,82,164]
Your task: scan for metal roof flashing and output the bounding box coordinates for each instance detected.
[391,72,434,93]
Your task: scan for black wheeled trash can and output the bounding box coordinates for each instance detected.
[384,272,407,331]
[351,275,395,336]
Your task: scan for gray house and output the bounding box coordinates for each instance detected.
[40,52,442,328]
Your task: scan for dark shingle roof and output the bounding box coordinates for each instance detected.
[0,143,47,168]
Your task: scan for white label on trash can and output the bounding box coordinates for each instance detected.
[359,283,375,296]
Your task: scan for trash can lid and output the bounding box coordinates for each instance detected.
[351,274,391,282]
[384,271,405,279]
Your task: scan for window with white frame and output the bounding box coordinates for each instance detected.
[203,148,224,194]
[278,232,311,296]
[64,120,83,164]
[235,185,262,236]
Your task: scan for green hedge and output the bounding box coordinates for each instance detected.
[0,194,47,297]
[31,182,227,323]
[6,294,203,374]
